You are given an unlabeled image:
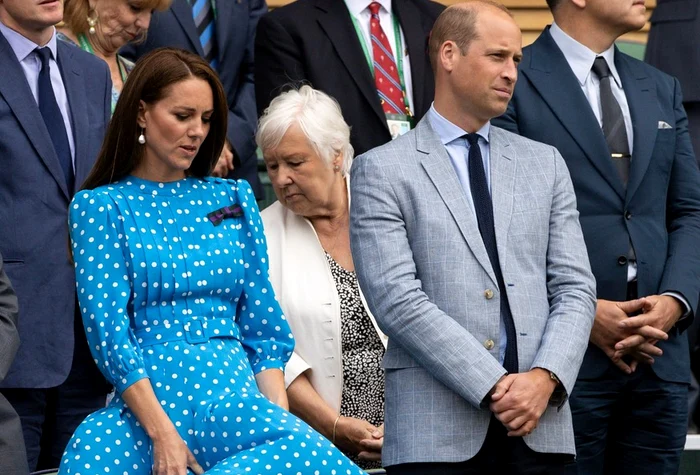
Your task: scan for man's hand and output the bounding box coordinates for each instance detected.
[615,295,681,354]
[357,423,383,462]
[211,141,234,177]
[489,369,557,437]
[590,299,665,374]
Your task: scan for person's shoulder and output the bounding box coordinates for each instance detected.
[265,0,314,20]
[354,129,421,172]
[491,126,558,156]
[58,41,110,79]
[201,176,257,203]
[408,0,446,18]
[616,51,677,88]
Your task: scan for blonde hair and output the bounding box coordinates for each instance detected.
[62,0,171,37]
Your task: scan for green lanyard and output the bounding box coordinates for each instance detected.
[349,11,412,116]
[77,33,127,84]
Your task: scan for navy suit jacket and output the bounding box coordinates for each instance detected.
[122,0,265,197]
[493,27,700,383]
[0,32,111,388]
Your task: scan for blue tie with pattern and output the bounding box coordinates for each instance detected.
[466,133,518,374]
[36,47,74,193]
[190,0,219,70]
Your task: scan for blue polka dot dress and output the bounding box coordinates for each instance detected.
[59,176,365,475]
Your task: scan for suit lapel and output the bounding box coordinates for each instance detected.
[393,0,426,116]
[489,128,515,272]
[171,0,204,56]
[523,29,625,200]
[616,53,657,204]
[416,120,498,287]
[58,42,88,194]
[315,0,386,128]
[0,33,69,200]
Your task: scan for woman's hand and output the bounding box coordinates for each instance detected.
[334,416,382,458]
[357,423,383,461]
[152,427,204,475]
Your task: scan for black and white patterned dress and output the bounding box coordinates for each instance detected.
[326,252,385,470]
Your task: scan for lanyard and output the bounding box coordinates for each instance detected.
[77,33,127,84]
[349,11,412,115]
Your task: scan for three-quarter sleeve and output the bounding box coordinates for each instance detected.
[69,190,148,393]
[232,180,294,374]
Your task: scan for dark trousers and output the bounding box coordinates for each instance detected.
[566,363,688,475]
[684,101,700,165]
[386,416,575,475]
[1,314,107,471]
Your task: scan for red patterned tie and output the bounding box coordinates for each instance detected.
[368,2,405,115]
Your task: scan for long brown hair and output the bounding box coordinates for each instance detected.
[82,47,228,190]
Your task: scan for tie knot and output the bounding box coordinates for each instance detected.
[36,47,52,67]
[464,133,480,147]
[592,56,611,79]
[368,2,381,16]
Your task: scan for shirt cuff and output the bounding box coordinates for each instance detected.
[661,291,691,321]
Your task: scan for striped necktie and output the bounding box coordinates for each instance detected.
[368,2,405,115]
[190,0,218,69]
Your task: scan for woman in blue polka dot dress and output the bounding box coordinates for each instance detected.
[59,48,365,475]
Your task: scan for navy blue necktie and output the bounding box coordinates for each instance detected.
[465,133,518,374]
[37,47,74,193]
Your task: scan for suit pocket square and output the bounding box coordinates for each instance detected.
[658,121,672,129]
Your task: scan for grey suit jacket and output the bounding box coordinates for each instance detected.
[349,117,596,465]
[0,254,28,474]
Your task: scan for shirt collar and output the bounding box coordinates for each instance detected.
[345,0,393,17]
[0,21,57,63]
[427,104,491,147]
[549,22,621,88]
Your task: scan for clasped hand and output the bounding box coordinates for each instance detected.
[489,369,557,437]
[334,417,384,462]
[591,296,681,374]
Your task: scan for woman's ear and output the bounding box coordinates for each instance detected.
[137,100,147,128]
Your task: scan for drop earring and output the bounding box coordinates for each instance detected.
[138,128,146,145]
[87,10,98,35]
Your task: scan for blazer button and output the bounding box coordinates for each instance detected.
[625,210,632,220]
[484,339,495,350]
[484,289,494,300]
[617,256,628,266]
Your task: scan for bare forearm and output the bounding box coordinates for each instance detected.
[121,378,176,442]
[255,368,289,410]
[287,373,337,439]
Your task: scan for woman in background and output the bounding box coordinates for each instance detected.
[60,49,363,475]
[259,86,388,470]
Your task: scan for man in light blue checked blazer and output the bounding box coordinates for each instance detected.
[350,3,597,474]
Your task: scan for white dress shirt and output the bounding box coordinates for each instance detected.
[0,22,75,165]
[344,0,415,112]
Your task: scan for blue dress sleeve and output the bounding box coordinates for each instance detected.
[69,190,148,393]
[232,180,295,374]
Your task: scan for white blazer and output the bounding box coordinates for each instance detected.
[261,198,388,413]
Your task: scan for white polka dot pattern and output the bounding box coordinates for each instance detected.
[59,176,365,474]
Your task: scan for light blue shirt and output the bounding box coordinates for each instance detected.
[0,22,76,165]
[427,105,507,365]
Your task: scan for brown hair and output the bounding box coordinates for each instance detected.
[546,0,563,12]
[429,1,513,72]
[62,0,171,39]
[81,47,228,190]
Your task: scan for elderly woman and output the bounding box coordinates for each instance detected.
[258,86,388,470]
[57,0,170,112]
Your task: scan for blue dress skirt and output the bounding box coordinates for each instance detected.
[59,176,364,475]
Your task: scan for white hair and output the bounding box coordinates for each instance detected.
[256,85,354,175]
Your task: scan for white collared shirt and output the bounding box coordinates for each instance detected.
[549,22,633,154]
[344,0,414,112]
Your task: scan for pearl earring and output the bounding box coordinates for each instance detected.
[87,11,98,35]
[333,165,340,172]
[138,128,146,145]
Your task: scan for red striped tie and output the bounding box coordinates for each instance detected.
[368,2,405,115]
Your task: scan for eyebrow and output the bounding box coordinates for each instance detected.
[173,106,215,114]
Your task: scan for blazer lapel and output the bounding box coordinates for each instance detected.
[315,0,386,127]
[416,120,498,287]
[393,0,426,116]
[489,128,515,272]
[523,28,626,200]
[0,33,69,200]
[616,53,657,204]
[171,0,204,56]
[58,42,88,194]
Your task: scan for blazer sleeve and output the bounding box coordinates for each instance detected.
[254,12,306,116]
[226,0,267,166]
[659,77,700,323]
[0,254,20,383]
[349,154,508,409]
[530,148,597,401]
